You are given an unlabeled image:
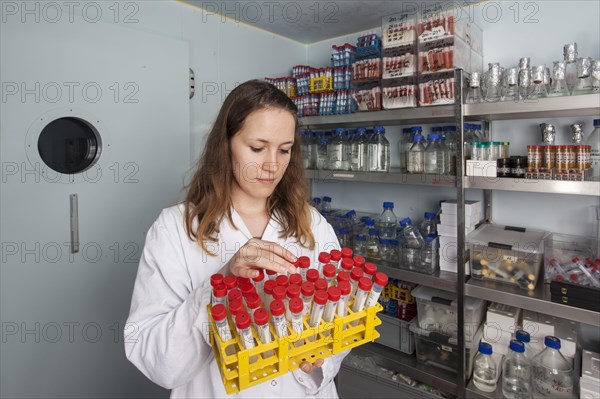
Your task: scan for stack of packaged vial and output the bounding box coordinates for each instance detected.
[381,12,418,109]
[417,3,483,106]
[208,247,389,362]
[437,200,481,273]
[351,33,382,111]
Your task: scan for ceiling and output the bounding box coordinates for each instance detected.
[183,1,457,44]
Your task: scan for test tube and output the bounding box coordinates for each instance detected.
[365,272,388,308]
[263,280,276,310]
[272,286,286,304]
[275,275,289,288]
[329,249,342,269]
[227,288,242,307]
[289,297,305,347]
[212,284,227,307]
[352,277,373,314]
[251,269,265,297]
[235,311,256,363]
[336,271,350,286]
[336,281,351,318]
[306,268,319,284]
[285,284,301,321]
[289,273,303,287]
[240,282,256,298]
[210,273,224,290]
[228,298,244,334]
[237,277,251,287]
[266,269,278,281]
[297,256,311,280]
[323,287,341,337]
[211,304,233,343]
[245,293,261,321]
[223,275,237,290]
[573,258,600,287]
[323,264,337,286]
[353,255,366,269]
[270,299,288,339]
[253,307,273,358]
[363,262,377,280]
[315,278,328,292]
[350,268,364,298]
[341,247,353,260]
[300,281,315,317]
[308,289,328,341]
[340,258,354,273]
[318,252,331,277]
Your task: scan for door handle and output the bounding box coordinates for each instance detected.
[70,194,79,253]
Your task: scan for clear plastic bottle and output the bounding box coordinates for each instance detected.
[407,134,426,173]
[587,119,600,180]
[338,228,351,248]
[473,341,498,393]
[419,212,437,237]
[351,127,367,171]
[531,336,573,398]
[419,234,438,273]
[316,137,329,170]
[424,133,439,174]
[502,339,532,399]
[353,234,367,256]
[400,218,424,268]
[378,202,397,239]
[327,128,348,171]
[398,127,412,172]
[366,228,380,259]
[367,125,390,172]
[378,239,391,261]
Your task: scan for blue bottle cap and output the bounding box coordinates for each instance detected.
[400,217,412,226]
[515,330,530,343]
[411,126,422,133]
[339,228,350,234]
[383,202,394,209]
[357,127,367,134]
[323,196,332,202]
[379,239,390,245]
[478,341,493,355]
[365,219,375,226]
[544,336,561,350]
[320,138,329,145]
[335,128,345,134]
[426,233,438,240]
[368,229,379,236]
[373,125,385,133]
[345,210,356,217]
[313,197,321,203]
[509,339,525,353]
[424,235,436,243]
[424,212,436,219]
[355,234,366,241]
[413,135,424,142]
[594,119,600,126]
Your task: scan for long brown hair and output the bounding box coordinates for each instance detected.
[184,80,314,254]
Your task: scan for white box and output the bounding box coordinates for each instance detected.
[582,350,600,383]
[486,303,521,334]
[439,235,458,263]
[580,377,600,399]
[441,200,481,216]
[482,322,512,356]
[466,160,497,177]
[437,223,476,237]
[440,212,481,228]
[440,259,470,275]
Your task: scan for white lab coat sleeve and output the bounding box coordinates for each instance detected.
[124,211,213,389]
[292,209,350,396]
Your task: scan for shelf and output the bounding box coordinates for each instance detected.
[464,176,600,196]
[299,105,456,128]
[465,278,600,327]
[464,94,600,121]
[465,379,503,399]
[352,342,458,395]
[306,168,457,187]
[376,261,457,293]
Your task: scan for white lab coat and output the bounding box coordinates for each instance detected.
[125,204,348,398]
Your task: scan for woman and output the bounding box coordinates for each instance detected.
[125,80,345,398]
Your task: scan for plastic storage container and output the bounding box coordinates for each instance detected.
[375,314,415,355]
[410,320,483,378]
[411,285,486,341]
[467,224,549,291]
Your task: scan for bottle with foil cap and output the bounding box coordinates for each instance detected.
[564,42,578,94]
[540,123,556,145]
[529,65,548,99]
[574,57,593,95]
[502,67,519,102]
[592,60,600,92]
[549,61,569,97]
[518,68,531,100]
[570,123,585,144]
[466,72,483,103]
[484,63,502,102]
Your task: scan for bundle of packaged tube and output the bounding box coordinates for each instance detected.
[207,248,388,393]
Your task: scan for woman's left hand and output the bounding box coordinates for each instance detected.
[299,358,324,374]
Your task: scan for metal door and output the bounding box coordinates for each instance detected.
[1,17,189,398]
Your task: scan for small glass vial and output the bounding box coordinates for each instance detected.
[269,299,288,339]
[300,281,315,317]
[253,308,274,358]
[484,64,502,102]
[297,256,310,280]
[574,57,593,95]
[528,65,548,99]
[365,272,388,308]
[549,61,570,97]
[501,67,519,102]
[527,145,542,170]
[323,264,337,286]
[212,284,227,307]
[592,60,600,92]
[318,252,331,277]
[564,43,578,94]
[518,67,531,100]
[336,281,351,318]
[466,71,483,103]
[543,145,556,169]
[350,267,364,298]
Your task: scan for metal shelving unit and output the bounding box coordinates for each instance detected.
[465,278,600,327]
[464,176,600,196]
[465,379,502,399]
[305,168,456,187]
[377,263,457,293]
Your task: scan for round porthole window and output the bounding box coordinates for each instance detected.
[37,117,102,174]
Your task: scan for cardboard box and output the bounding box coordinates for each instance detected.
[441,200,481,216]
[440,212,481,227]
[437,223,475,237]
[486,303,521,334]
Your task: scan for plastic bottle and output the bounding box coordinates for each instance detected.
[359,128,371,172]
[378,202,398,239]
[327,127,348,171]
[407,134,426,173]
[316,137,329,169]
[379,239,391,261]
[419,212,437,237]
[338,228,351,248]
[502,339,532,399]
[353,234,367,256]
[531,336,573,398]
[587,119,600,180]
[366,125,390,172]
[420,234,439,273]
[399,127,412,172]
[424,133,440,174]
[366,228,380,258]
[400,218,424,268]
[473,341,498,392]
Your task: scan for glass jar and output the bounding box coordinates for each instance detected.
[497,158,511,177]
[555,145,569,170]
[510,156,528,178]
[501,142,510,159]
[542,145,556,169]
[575,145,587,170]
[527,145,542,170]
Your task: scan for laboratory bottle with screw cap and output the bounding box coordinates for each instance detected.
[502,339,532,399]
[531,336,573,398]
[473,341,498,392]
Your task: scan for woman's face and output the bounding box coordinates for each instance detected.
[229,107,296,203]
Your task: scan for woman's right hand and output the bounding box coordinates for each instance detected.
[225,238,297,278]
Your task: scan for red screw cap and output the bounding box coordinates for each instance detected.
[318,252,331,264]
[270,299,285,317]
[358,277,373,292]
[211,304,227,321]
[329,249,342,261]
[313,289,328,305]
[210,273,224,287]
[235,311,251,330]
